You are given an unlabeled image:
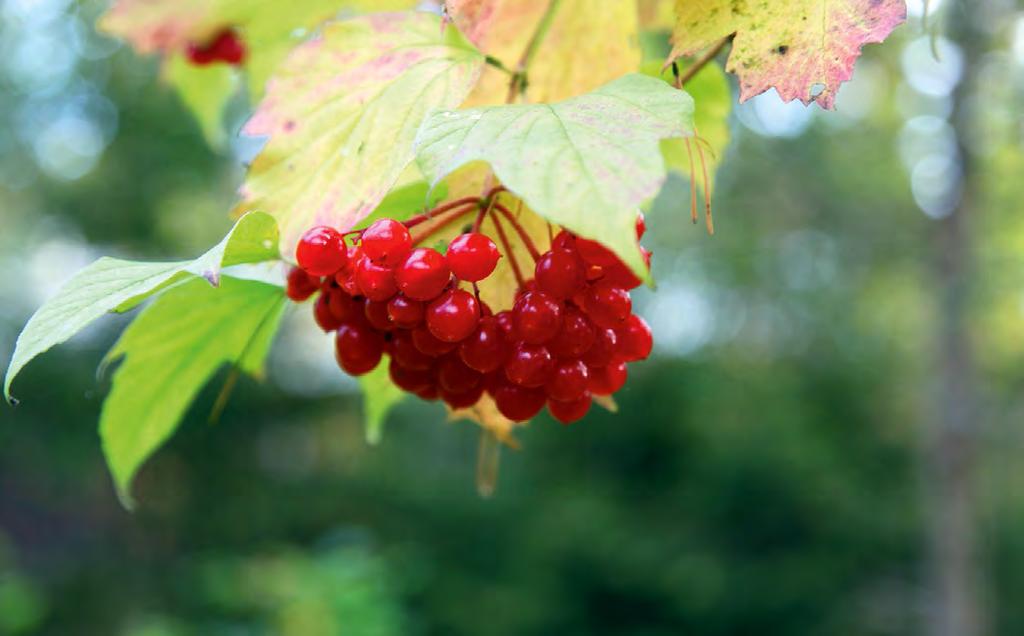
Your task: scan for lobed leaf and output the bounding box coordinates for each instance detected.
[100,277,286,506]
[414,73,695,279]
[236,12,486,262]
[3,212,279,402]
[669,0,906,109]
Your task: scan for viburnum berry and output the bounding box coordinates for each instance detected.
[545,359,589,402]
[387,294,424,329]
[581,327,618,368]
[588,359,628,396]
[635,213,646,240]
[512,291,562,344]
[534,249,584,300]
[426,289,480,343]
[354,256,398,301]
[363,299,393,331]
[458,316,507,373]
[575,237,619,268]
[441,384,485,409]
[505,342,554,388]
[390,330,434,371]
[493,382,547,422]
[335,322,384,376]
[437,355,483,394]
[186,28,246,66]
[296,226,347,276]
[395,248,451,301]
[548,394,592,425]
[314,294,343,332]
[584,282,631,328]
[411,325,457,357]
[416,383,440,401]
[447,233,500,282]
[286,267,319,302]
[548,307,596,359]
[616,314,653,362]
[361,218,412,267]
[389,359,433,393]
[551,229,575,252]
[327,288,362,324]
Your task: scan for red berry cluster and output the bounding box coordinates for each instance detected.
[186,28,246,66]
[286,209,652,427]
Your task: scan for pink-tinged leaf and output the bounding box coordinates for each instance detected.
[235,12,485,262]
[669,0,907,109]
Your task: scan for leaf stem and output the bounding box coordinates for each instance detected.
[674,36,730,88]
[489,210,526,287]
[410,202,479,245]
[404,196,481,229]
[491,202,541,261]
[506,0,564,102]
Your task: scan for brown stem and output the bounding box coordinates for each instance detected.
[404,196,481,229]
[410,202,479,245]
[674,36,730,88]
[492,202,541,261]
[693,128,714,235]
[490,210,525,287]
[684,138,698,225]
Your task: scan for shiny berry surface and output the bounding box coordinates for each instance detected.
[584,282,632,328]
[588,359,628,395]
[505,342,554,388]
[363,299,393,331]
[458,317,507,373]
[335,322,384,376]
[395,248,451,301]
[361,218,412,266]
[296,226,347,276]
[548,394,592,425]
[313,294,343,332]
[437,355,482,394]
[354,257,398,301]
[548,308,596,359]
[447,233,500,282]
[535,249,584,300]
[411,325,457,357]
[513,291,562,344]
[581,327,617,368]
[286,267,320,302]
[616,314,653,362]
[390,331,434,371]
[493,383,547,422]
[545,359,589,402]
[426,289,480,343]
[387,294,424,329]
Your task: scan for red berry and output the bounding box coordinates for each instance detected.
[437,355,483,394]
[335,322,384,376]
[588,359,627,395]
[389,358,433,393]
[505,342,554,388]
[395,248,451,301]
[441,384,485,409]
[601,249,651,290]
[493,383,547,422]
[545,359,589,402]
[411,325,457,357]
[426,289,480,343]
[416,383,440,401]
[635,213,646,240]
[548,394,592,425]
[327,288,362,323]
[387,294,424,329]
[459,317,507,373]
[548,307,596,358]
[581,327,618,368]
[186,29,246,66]
[314,294,343,332]
[361,218,412,267]
[286,267,320,301]
[446,233,500,282]
[354,256,398,301]
[584,282,631,328]
[512,291,563,344]
[296,226,348,276]
[391,330,434,370]
[364,299,393,331]
[534,249,585,300]
[575,238,619,268]
[494,310,515,337]
[551,229,576,252]
[616,314,653,362]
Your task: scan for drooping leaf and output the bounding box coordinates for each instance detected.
[358,363,407,445]
[668,0,906,109]
[3,212,279,402]
[165,53,238,148]
[414,73,694,278]
[100,277,286,505]
[236,11,486,261]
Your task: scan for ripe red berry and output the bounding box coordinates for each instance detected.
[505,342,554,388]
[534,249,584,299]
[286,267,320,301]
[387,294,424,329]
[588,359,627,395]
[313,294,343,332]
[548,307,596,358]
[388,358,433,393]
[493,383,547,422]
[447,233,500,282]
[494,310,516,337]
[551,229,576,252]
[616,314,653,362]
[416,383,440,401]
[441,384,485,409]
[296,226,348,276]
[548,394,592,425]
[335,322,384,376]
[600,248,651,291]
[391,330,434,371]
[512,291,563,344]
[635,213,646,240]
[363,299,393,331]
[581,327,618,368]
[327,288,362,323]
[437,355,483,394]
[575,237,619,268]
[458,316,507,373]
[426,289,480,343]
[354,256,398,301]
[395,248,451,301]
[584,282,631,328]
[411,325,457,357]
[361,218,412,267]
[186,29,246,66]
[545,359,589,402]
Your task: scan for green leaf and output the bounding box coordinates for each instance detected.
[165,52,238,149]
[235,11,485,261]
[101,277,286,506]
[414,73,694,279]
[3,212,279,402]
[358,362,406,445]
[354,181,449,231]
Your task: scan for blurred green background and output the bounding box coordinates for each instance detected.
[2,0,1024,634]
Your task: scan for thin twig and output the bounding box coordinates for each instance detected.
[492,202,541,260]
[490,210,525,287]
[675,36,730,87]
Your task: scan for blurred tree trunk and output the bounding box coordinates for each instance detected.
[921,2,994,635]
